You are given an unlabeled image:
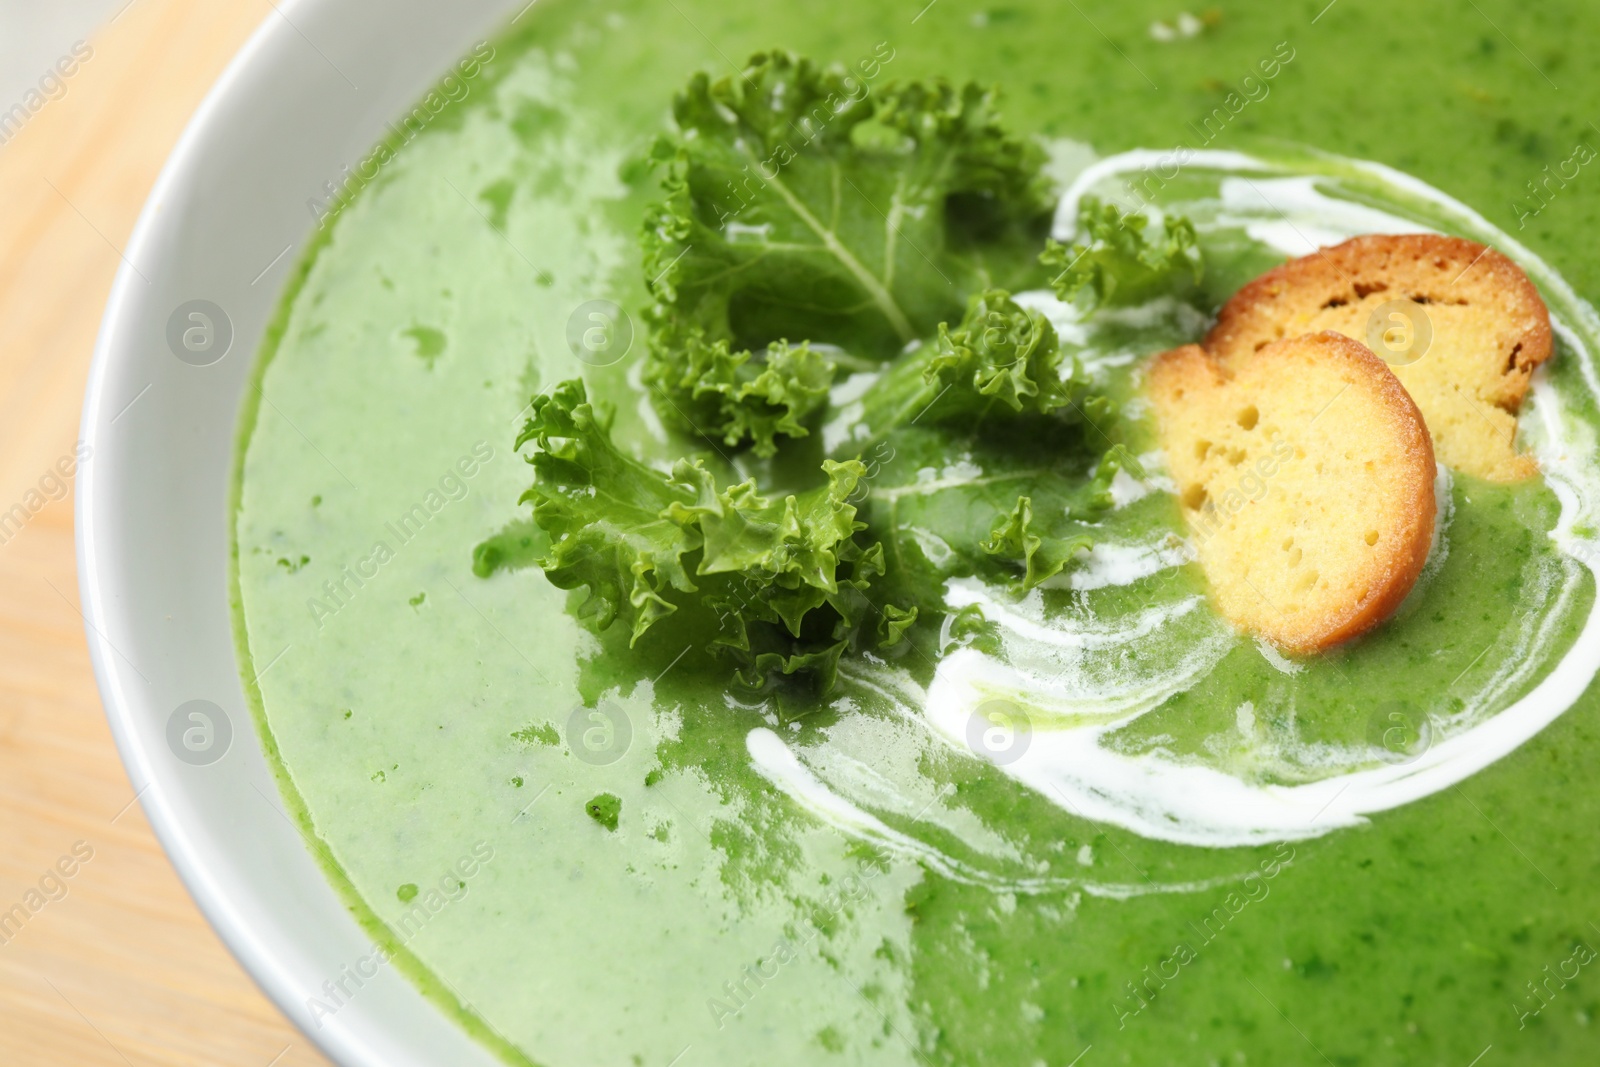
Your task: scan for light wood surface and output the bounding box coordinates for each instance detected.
[0,1,331,1063]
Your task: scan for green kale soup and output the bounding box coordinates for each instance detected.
[233,1,1600,1063]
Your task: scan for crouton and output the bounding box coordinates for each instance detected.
[1147,332,1436,651]
[1204,234,1552,481]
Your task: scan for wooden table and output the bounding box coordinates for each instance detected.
[0,1,332,1063]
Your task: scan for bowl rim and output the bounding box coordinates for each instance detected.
[75,2,513,1064]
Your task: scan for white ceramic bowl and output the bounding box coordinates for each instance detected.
[77,2,523,1063]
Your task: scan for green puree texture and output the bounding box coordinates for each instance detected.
[233,1,1600,1064]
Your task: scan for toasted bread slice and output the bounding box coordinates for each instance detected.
[1147,333,1436,652]
[1204,234,1552,482]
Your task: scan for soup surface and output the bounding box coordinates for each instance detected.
[234,1,1600,1063]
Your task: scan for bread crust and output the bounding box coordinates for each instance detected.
[1148,332,1436,652]
[1204,234,1551,481]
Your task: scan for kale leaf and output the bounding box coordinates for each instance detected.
[642,50,1052,455]
[979,445,1145,589]
[505,378,911,695]
[923,289,1105,419]
[641,337,836,459]
[980,496,1097,591]
[1042,195,1203,311]
[838,289,1112,452]
[511,379,701,640]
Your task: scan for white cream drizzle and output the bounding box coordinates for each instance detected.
[749,147,1600,855]
[1043,536,1192,592]
[746,727,1231,899]
[1011,289,1210,375]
